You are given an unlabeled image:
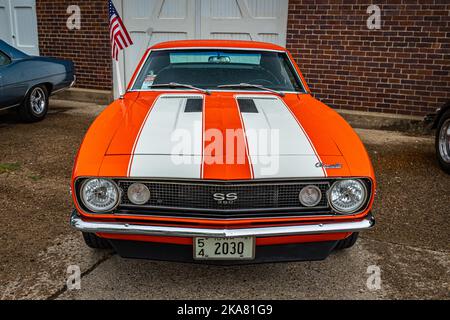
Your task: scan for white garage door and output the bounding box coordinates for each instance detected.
[0,0,39,56]
[113,0,289,91]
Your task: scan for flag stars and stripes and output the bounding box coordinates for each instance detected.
[109,0,133,61]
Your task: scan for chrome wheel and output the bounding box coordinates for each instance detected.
[438,118,450,163]
[30,87,46,115]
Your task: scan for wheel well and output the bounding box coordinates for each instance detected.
[433,101,450,129]
[41,83,53,95]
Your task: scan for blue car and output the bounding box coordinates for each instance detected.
[0,40,75,122]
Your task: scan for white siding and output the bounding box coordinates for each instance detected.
[114,0,289,97]
[0,0,39,55]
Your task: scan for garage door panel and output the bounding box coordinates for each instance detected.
[12,1,39,55]
[0,0,12,44]
[247,0,278,18]
[123,0,153,19]
[210,33,252,41]
[210,0,242,18]
[160,0,187,19]
[123,0,196,83]
[201,0,288,46]
[259,33,279,44]
[118,0,288,92]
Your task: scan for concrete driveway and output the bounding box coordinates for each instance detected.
[0,100,448,300]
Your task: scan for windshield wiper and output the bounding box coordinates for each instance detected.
[217,83,285,97]
[148,82,211,95]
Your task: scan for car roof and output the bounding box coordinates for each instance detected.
[149,40,287,52]
[0,39,29,59]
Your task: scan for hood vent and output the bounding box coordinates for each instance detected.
[184,98,203,113]
[237,98,258,113]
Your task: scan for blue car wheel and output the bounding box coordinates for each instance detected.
[18,85,49,122]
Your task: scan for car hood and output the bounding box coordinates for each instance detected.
[73,92,373,180]
[96,92,367,180]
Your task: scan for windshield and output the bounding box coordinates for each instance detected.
[131,49,305,93]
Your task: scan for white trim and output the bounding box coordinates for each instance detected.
[235,95,326,179]
[278,97,328,178]
[128,94,205,179]
[127,94,161,177]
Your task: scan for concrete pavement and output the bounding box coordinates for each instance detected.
[0,100,448,300]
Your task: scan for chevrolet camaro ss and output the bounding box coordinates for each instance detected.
[70,40,376,264]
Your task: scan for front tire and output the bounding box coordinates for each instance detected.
[18,85,49,122]
[436,110,450,174]
[82,232,112,250]
[334,233,359,250]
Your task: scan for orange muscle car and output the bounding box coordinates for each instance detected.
[70,40,376,264]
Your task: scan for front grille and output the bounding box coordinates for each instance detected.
[115,180,331,218]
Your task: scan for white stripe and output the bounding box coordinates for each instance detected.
[236,95,325,179]
[129,94,204,178]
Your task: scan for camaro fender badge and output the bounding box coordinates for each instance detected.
[213,193,238,205]
[315,162,343,169]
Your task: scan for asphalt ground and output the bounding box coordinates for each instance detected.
[0,100,448,300]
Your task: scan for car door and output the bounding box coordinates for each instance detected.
[0,50,12,109]
[0,50,29,108]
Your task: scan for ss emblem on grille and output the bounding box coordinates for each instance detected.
[213,193,238,204]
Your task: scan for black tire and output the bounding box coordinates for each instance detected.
[17,85,49,122]
[82,232,112,250]
[435,110,450,174]
[334,233,359,250]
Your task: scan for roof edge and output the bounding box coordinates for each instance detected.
[149,40,287,52]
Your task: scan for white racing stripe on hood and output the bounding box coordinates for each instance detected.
[237,95,325,179]
[128,94,204,178]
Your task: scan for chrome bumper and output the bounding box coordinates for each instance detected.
[70,211,375,238]
[70,75,76,88]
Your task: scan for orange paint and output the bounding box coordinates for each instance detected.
[202,94,253,180]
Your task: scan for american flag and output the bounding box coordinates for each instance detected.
[109,0,133,61]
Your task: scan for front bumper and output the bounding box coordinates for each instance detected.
[71,211,374,264]
[70,211,374,238]
[108,239,341,265]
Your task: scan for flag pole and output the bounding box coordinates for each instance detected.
[115,58,124,98]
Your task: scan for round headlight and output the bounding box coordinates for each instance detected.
[299,185,322,207]
[127,183,151,205]
[329,179,367,214]
[80,179,120,213]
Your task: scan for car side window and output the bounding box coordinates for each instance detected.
[0,51,11,66]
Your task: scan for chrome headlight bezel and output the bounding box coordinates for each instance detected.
[79,178,121,213]
[328,179,368,214]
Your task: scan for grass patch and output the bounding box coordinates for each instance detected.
[0,163,21,174]
[29,175,42,182]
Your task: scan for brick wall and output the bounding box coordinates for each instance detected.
[36,0,112,90]
[286,0,450,116]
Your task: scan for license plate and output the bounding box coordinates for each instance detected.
[194,237,255,260]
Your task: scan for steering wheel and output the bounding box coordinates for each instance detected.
[246,79,274,86]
